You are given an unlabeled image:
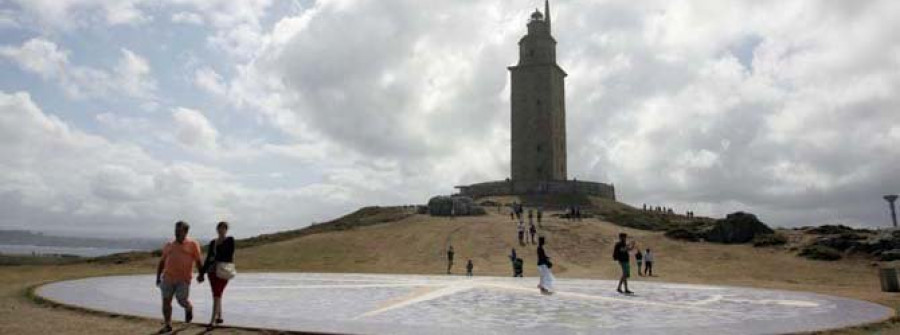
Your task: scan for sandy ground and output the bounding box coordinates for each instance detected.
[3,210,900,334]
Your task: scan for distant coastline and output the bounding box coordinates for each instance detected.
[0,244,138,257]
[0,230,162,257]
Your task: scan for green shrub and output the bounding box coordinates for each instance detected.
[799,245,842,261]
[752,233,788,247]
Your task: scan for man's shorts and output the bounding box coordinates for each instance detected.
[160,280,191,304]
[619,261,630,278]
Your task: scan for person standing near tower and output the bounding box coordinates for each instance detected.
[529,223,537,245]
[446,246,455,274]
[537,207,543,226]
[517,221,526,245]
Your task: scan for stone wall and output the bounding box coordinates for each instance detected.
[455,179,615,200]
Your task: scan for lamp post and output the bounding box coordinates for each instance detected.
[886,195,899,228]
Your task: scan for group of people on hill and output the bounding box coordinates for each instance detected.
[155,221,236,334]
[451,205,658,296]
[567,205,584,221]
[510,203,540,246]
[642,203,696,218]
[446,246,475,276]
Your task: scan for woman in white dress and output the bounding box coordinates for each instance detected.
[537,236,555,295]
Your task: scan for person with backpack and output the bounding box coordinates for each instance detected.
[513,258,524,277]
[644,248,654,277]
[613,233,634,294]
[537,236,555,295]
[635,249,644,277]
[509,248,518,277]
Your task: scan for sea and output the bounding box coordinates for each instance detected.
[0,244,139,257]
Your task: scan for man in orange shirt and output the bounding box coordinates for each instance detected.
[156,221,204,333]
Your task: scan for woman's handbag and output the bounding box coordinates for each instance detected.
[215,261,237,280]
[209,239,237,280]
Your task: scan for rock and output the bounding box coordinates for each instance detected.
[806,225,856,235]
[752,233,788,247]
[880,249,900,262]
[814,233,867,251]
[665,229,705,242]
[704,212,774,244]
[799,245,842,261]
[427,196,485,216]
[478,200,500,207]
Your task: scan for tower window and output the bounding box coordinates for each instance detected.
[536,99,541,106]
[529,49,535,57]
[536,145,542,152]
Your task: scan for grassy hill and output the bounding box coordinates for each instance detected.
[3,202,900,334]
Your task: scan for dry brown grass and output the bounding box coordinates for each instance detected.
[3,208,900,334]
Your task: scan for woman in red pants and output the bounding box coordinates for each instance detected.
[198,221,236,330]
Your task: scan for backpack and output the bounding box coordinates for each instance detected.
[612,243,625,261]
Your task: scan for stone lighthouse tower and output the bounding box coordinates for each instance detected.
[509,0,567,181]
[454,1,615,201]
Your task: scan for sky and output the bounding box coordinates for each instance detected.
[0,0,898,239]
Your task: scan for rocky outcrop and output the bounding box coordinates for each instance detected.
[427,196,486,216]
[664,228,706,242]
[752,233,788,247]
[880,249,900,262]
[704,212,774,244]
[799,245,842,261]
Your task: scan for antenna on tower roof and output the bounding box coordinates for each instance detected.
[545,0,551,32]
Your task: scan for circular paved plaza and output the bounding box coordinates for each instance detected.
[37,273,892,334]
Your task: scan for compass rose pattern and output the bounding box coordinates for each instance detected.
[38,273,892,335]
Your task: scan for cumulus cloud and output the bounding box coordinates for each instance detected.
[1,0,899,238]
[0,38,68,79]
[225,0,900,228]
[8,0,149,28]
[171,11,204,25]
[193,66,227,96]
[0,90,378,237]
[0,38,157,100]
[172,107,218,151]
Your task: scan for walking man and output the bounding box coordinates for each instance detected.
[529,223,537,245]
[156,221,204,334]
[644,248,654,277]
[466,259,474,277]
[517,221,526,246]
[447,245,455,274]
[635,249,644,276]
[537,207,543,226]
[613,233,635,294]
